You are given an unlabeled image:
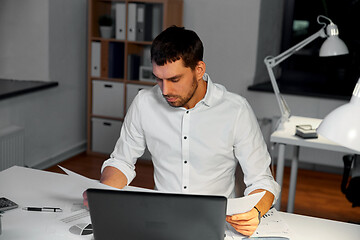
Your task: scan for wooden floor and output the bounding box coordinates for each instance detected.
[45,152,360,224]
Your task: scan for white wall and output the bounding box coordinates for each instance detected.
[0,0,49,81]
[183,0,261,95]
[0,0,87,168]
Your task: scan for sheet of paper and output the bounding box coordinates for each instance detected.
[58,165,155,193]
[47,203,93,240]
[226,191,265,215]
[58,166,95,182]
[252,208,291,238]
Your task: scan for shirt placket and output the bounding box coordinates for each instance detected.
[181,110,191,193]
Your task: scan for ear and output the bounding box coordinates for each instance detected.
[195,61,206,81]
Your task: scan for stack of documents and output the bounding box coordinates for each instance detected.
[114,2,163,41]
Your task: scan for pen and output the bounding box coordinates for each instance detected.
[22,207,63,212]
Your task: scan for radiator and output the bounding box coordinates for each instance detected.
[0,125,24,171]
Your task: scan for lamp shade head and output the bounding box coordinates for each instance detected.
[317,79,360,152]
[319,23,349,57]
[319,36,349,56]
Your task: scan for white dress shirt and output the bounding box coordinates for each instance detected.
[102,73,280,199]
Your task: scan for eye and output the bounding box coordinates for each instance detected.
[171,78,180,83]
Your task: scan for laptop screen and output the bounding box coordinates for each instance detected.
[87,188,227,240]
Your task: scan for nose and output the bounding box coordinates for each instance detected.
[161,80,171,95]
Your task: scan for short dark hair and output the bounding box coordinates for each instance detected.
[151,26,204,70]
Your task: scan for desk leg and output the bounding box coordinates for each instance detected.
[275,143,286,210]
[287,146,299,213]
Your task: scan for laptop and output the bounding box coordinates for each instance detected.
[87,188,227,240]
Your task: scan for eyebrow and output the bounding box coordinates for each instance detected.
[152,73,183,81]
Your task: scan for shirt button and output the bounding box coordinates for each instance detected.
[184,161,187,164]
[186,111,189,114]
[184,136,187,139]
[184,186,187,189]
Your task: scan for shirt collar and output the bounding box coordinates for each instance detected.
[199,73,223,108]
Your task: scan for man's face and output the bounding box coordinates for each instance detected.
[152,59,199,109]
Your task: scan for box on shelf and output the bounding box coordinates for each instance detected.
[139,66,156,82]
[92,117,122,154]
[92,80,124,118]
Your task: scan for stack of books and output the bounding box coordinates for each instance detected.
[295,125,318,139]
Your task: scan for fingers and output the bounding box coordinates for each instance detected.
[83,190,89,209]
[226,216,258,229]
[226,218,258,236]
[226,210,260,236]
[230,225,257,237]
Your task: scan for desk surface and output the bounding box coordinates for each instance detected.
[1,166,359,240]
[0,79,58,100]
[271,115,359,154]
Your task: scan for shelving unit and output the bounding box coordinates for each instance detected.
[87,0,183,156]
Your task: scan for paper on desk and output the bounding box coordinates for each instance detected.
[252,208,291,238]
[48,204,93,240]
[226,191,265,215]
[58,165,154,192]
[225,208,291,239]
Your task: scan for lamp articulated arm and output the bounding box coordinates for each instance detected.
[264,19,328,125]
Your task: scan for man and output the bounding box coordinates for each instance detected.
[86,26,280,236]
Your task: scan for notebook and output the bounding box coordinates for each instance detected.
[87,188,227,240]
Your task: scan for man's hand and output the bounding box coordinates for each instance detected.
[226,190,274,236]
[226,207,260,236]
[82,167,128,208]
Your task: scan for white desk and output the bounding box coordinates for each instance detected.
[0,166,94,240]
[271,115,359,212]
[1,166,360,239]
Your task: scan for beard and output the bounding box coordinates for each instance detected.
[163,74,198,108]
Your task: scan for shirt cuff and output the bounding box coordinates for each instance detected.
[244,179,281,206]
